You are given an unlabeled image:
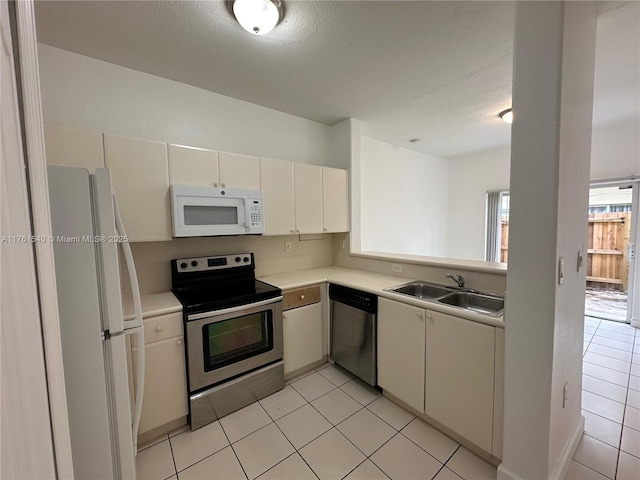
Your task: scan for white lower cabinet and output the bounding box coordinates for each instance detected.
[283,303,323,375]
[282,286,323,376]
[425,310,496,453]
[377,298,425,413]
[131,312,188,436]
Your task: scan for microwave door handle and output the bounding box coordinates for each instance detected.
[244,201,251,228]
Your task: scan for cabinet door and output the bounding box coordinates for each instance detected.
[294,163,323,234]
[260,157,295,235]
[322,167,349,233]
[168,144,219,186]
[425,311,495,453]
[377,298,425,412]
[283,302,323,375]
[44,125,104,169]
[133,336,188,435]
[104,134,171,242]
[218,152,260,190]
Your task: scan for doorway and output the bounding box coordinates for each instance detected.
[585,181,638,323]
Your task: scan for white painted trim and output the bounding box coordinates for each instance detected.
[14,1,74,477]
[497,416,585,480]
[496,464,525,480]
[548,416,585,480]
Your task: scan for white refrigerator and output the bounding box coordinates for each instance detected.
[48,166,145,479]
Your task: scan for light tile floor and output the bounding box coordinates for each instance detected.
[136,317,640,480]
[566,317,640,480]
[136,363,497,480]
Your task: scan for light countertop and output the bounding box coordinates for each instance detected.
[259,267,505,328]
[122,266,504,328]
[123,291,182,321]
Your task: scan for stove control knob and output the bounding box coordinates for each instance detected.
[235,256,241,263]
[180,262,187,269]
[243,256,249,263]
[191,261,198,267]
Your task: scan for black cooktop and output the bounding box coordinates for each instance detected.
[171,253,281,315]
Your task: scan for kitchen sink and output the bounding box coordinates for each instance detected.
[385,280,505,317]
[385,281,453,300]
[437,291,504,316]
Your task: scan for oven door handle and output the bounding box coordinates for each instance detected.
[186,296,283,321]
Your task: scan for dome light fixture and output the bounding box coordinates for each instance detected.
[499,108,513,124]
[231,0,284,36]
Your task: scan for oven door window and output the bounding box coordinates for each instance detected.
[203,311,273,371]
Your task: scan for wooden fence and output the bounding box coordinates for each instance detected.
[500,212,631,291]
[587,212,631,291]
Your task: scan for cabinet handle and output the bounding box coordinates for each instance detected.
[426,312,432,320]
[300,294,305,300]
[176,339,183,346]
[283,313,288,319]
[324,228,327,231]
[290,230,295,233]
[296,229,300,233]
[417,312,422,319]
[155,326,163,332]
[214,183,218,188]
[221,183,226,188]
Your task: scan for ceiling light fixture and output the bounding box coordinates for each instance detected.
[499,108,513,124]
[231,0,284,36]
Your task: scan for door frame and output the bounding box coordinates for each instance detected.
[589,177,639,325]
[10,0,74,476]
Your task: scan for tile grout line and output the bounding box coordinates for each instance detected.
[583,318,638,480]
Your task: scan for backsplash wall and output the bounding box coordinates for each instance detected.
[123,235,335,295]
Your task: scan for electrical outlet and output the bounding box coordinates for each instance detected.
[284,241,292,253]
[392,264,403,273]
[562,382,569,408]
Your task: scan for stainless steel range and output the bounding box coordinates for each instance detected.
[171,253,284,430]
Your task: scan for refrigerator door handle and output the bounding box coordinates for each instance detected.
[113,193,145,454]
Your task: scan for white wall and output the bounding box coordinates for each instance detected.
[444,114,638,263]
[447,145,511,261]
[360,136,449,257]
[499,3,595,479]
[591,117,640,180]
[37,44,333,166]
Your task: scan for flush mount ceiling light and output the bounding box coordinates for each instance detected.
[230,0,284,36]
[499,108,513,124]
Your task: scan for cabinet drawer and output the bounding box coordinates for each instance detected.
[132,312,184,346]
[283,285,321,310]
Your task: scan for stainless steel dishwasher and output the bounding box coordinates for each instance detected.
[329,284,378,386]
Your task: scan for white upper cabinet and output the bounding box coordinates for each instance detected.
[44,125,105,169]
[322,167,349,233]
[168,144,219,186]
[103,134,171,242]
[294,163,323,234]
[260,157,295,235]
[218,152,260,190]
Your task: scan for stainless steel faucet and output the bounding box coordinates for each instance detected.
[446,274,465,288]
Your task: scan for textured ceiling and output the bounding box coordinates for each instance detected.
[34,1,638,158]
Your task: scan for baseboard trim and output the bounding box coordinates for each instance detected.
[549,415,585,480]
[497,464,525,480]
[497,415,584,480]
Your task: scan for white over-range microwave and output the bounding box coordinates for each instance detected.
[170,184,264,237]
